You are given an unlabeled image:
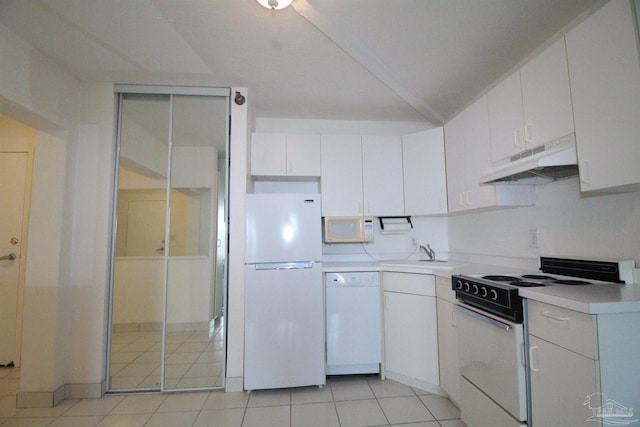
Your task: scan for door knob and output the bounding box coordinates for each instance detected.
[0,253,17,261]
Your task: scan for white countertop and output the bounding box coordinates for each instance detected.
[323,259,640,315]
[519,283,640,314]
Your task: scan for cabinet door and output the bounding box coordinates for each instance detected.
[251,133,286,176]
[321,135,363,216]
[444,96,497,213]
[529,335,598,427]
[286,134,321,177]
[487,72,525,163]
[384,291,439,386]
[402,128,447,215]
[566,0,640,193]
[362,136,404,216]
[520,38,574,148]
[436,296,460,405]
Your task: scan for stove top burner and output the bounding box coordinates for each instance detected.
[482,275,519,282]
[553,279,593,285]
[511,281,545,287]
[521,274,556,280]
[481,274,594,286]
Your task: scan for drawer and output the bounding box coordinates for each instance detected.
[435,276,456,303]
[527,300,598,359]
[383,271,435,296]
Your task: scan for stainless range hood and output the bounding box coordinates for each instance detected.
[480,134,579,184]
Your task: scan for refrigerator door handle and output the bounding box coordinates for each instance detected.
[253,261,316,270]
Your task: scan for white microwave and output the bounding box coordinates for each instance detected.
[323,217,374,243]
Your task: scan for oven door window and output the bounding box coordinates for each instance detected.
[456,304,527,422]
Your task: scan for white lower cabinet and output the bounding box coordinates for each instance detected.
[527,299,640,427]
[529,335,598,426]
[435,276,460,405]
[383,272,439,392]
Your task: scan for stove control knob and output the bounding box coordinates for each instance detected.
[455,280,463,290]
[480,287,488,298]
[472,284,479,294]
[490,289,498,301]
[464,282,470,292]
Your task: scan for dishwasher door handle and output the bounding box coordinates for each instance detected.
[455,304,512,331]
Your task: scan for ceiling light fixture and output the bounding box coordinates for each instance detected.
[256,0,293,10]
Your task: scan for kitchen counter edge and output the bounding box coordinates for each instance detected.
[323,261,640,314]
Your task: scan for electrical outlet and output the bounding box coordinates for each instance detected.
[529,228,539,248]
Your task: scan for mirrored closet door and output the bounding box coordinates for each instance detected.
[108,87,229,392]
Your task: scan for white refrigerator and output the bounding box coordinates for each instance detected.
[244,193,325,390]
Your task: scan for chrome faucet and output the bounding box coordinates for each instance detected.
[419,244,435,260]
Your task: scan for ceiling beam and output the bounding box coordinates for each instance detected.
[293,0,443,125]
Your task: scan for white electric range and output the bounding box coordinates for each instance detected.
[451,257,633,427]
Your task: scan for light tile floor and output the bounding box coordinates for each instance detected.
[1,368,466,427]
[110,321,225,391]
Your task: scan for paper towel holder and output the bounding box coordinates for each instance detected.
[378,216,413,232]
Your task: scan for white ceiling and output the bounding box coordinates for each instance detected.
[0,0,604,126]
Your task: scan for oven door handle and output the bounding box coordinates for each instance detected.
[455,304,512,331]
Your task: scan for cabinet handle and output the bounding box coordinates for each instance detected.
[529,345,539,372]
[524,124,533,143]
[580,161,591,184]
[459,192,465,206]
[384,294,389,310]
[540,310,570,322]
[514,129,524,147]
[465,191,472,206]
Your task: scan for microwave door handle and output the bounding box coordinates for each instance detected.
[455,304,512,331]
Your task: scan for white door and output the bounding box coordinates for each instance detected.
[0,152,29,365]
[124,200,166,256]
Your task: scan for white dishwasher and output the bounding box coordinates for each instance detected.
[325,271,381,375]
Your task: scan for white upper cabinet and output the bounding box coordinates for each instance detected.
[362,135,405,217]
[520,38,574,148]
[321,135,364,216]
[565,0,640,193]
[251,133,287,176]
[487,72,525,163]
[445,96,533,213]
[488,38,574,163]
[402,128,447,215]
[251,133,320,177]
[446,97,498,213]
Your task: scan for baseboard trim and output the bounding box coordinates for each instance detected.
[225,376,244,392]
[65,381,106,399]
[16,385,65,408]
[16,381,106,408]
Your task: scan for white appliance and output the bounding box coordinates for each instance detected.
[452,257,632,427]
[325,272,381,375]
[323,216,374,243]
[244,193,325,390]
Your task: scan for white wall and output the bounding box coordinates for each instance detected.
[1,22,119,404]
[226,87,249,392]
[449,177,640,264]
